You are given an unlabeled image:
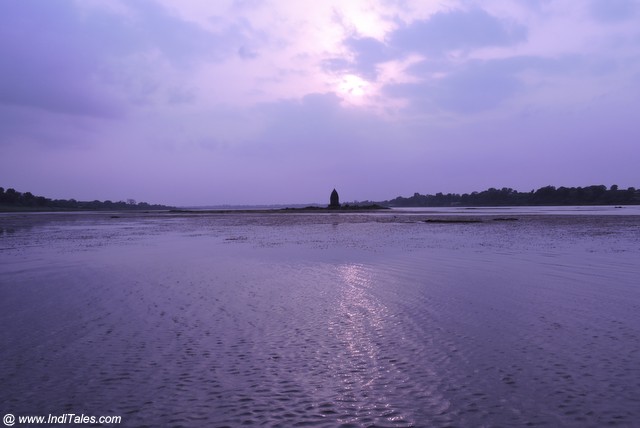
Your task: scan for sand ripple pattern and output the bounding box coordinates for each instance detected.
[1,212,639,427]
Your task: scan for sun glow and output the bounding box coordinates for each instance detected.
[338,74,369,97]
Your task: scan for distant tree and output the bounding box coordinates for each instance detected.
[383,183,640,207]
[5,188,20,204]
[533,186,557,204]
[0,187,174,211]
[23,192,35,206]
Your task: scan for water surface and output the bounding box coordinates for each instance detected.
[1,210,639,426]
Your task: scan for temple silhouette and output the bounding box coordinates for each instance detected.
[329,188,341,209]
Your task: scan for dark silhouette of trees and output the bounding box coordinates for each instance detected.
[0,187,174,211]
[384,185,640,207]
[4,184,638,212]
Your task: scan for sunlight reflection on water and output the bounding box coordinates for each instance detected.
[336,263,382,376]
[328,264,416,426]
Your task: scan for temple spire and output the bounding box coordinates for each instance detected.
[329,188,340,209]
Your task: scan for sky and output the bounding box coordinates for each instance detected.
[1,0,639,206]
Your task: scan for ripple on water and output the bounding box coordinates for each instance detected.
[1,214,639,426]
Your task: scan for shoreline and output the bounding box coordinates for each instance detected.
[2,202,639,215]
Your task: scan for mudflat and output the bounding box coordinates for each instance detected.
[1,209,639,426]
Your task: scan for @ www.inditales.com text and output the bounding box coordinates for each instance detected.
[3,413,121,426]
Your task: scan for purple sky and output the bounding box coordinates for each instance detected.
[1,1,639,206]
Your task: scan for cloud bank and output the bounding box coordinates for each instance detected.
[1,0,639,205]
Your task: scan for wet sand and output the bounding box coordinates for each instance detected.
[1,210,639,426]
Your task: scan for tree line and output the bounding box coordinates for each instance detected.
[0,187,174,211]
[381,185,639,207]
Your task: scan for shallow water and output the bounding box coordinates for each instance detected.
[1,211,639,427]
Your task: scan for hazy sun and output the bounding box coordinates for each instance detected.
[338,74,369,97]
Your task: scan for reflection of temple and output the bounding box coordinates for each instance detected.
[329,188,341,209]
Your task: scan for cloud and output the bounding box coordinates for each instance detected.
[0,104,109,149]
[2,1,640,205]
[342,36,395,79]
[238,45,259,59]
[0,2,125,117]
[390,8,528,56]
[323,7,532,114]
[589,0,638,23]
[383,53,610,115]
[385,59,520,114]
[251,93,378,157]
[0,1,254,119]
